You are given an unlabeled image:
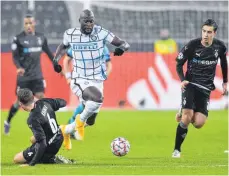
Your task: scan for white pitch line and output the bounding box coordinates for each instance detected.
[3,164,228,170]
[55,164,228,169]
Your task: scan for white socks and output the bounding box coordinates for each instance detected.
[80,101,102,122]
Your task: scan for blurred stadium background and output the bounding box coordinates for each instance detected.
[1,0,228,110]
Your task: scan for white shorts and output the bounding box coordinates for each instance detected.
[70,78,104,103]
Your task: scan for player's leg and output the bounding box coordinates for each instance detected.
[73,113,98,140]
[61,80,103,141]
[75,85,103,140]
[14,143,36,164]
[13,152,27,164]
[32,79,45,99]
[4,81,27,135]
[192,89,210,129]
[4,100,19,135]
[172,84,194,158]
[192,112,207,128]
[40,135,65,164]
[59,80,84,149]
[175,106,182,122]
[85,113,98,126]
[68,103,84,124]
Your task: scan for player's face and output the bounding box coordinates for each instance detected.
[80,16,94,35]
[201,25,216,45]
[24,17,35,34]
[19,102,30,112]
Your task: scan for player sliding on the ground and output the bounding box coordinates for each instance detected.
[13,88,74,166]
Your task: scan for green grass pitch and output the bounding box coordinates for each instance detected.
[1,110,228,175]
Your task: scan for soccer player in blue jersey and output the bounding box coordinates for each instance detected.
[64,46,112,139]
[53,9,129,149]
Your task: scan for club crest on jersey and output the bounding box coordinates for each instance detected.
[90,35,97,41]
[177,52,183,60]
[214,50,218,58]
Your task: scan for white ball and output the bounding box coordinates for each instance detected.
[110,137,130,157]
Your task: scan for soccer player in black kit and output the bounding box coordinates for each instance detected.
[172,19,228,158]
[4,14,54,135]
[13,88,73,166]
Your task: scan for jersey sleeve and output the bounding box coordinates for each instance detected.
[103,46,111,62]
[42,98,67,111]
[28,117,46,142]
[11,36,23,68]
[176,40,194,81]
[104,30,115,44]
[63,31,70,46]
[220,43,228,83]
[42,36,54,62]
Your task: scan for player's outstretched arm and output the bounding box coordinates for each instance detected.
[176,42,193,82]
[176,56,187,82]
[42,37,54,62]
[220,47,228,95]
[63,55,72,84]
[53,43,69,73]
[11,37,25,76]
[111,36,130,56]
[42,98,67,111]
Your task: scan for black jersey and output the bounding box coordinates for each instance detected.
[27,98,66,165]
[176,38,228,91]
[11,31,54,82]
[27,98,66,144]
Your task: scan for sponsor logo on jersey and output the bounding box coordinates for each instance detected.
[72,42,98,51]
[23,47,42,53]
[192,58,218,65]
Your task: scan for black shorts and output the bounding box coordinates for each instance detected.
[181,84,210,116]
[16,79,45,95]
[23,137,63,164]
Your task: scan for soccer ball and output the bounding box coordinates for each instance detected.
[110,137,130,157]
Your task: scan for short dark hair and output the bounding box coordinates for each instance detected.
[202,19,218,32]
[17,88,34,105]
[25,10,34,18]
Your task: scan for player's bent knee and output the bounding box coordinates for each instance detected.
[193,123,205,129]
[181,109,193,125]
[192,112,207,129]
[13,152,26,164]
[30,136,36,144]
[82,86,103,103]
